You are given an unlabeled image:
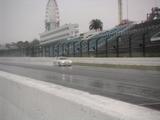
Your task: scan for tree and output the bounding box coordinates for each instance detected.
[16,41,24,48]
[5,43,10,48]
[23,41,30,48]
[30,39,40,47]
[89,19,103,31]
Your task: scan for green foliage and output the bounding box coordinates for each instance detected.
[89,19,103,31]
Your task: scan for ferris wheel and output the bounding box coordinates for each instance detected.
[45,0,60,31]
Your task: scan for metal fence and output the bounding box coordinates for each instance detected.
[0,32,160,57]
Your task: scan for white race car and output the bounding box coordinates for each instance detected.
[54,57,72,66]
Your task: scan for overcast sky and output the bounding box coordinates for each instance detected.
[0,0,159,44]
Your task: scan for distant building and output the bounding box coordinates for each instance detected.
[40,24,79,45]
[40,0,79,45]
[147,7,160,21]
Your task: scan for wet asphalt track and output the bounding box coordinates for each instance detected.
[0,62,160,110]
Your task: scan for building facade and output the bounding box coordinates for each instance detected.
[40,24,79,45]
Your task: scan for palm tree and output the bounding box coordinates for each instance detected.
[89,19,103,31]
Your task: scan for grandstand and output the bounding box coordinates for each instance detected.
[51,18,159,57]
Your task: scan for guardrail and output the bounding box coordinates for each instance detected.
[0,71,160,120]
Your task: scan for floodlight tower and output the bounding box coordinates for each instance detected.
[45,0,60,31]
[118,0,123,24]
